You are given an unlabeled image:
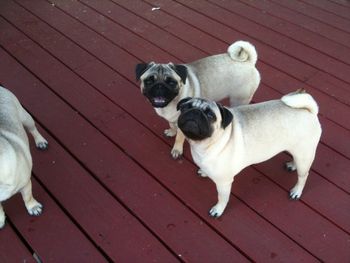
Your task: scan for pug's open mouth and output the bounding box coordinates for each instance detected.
[150,97,169,107]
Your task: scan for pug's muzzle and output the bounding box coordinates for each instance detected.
[178,108,213,141]
[143,82,179,108]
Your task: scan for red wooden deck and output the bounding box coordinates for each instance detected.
[0,0,349,262]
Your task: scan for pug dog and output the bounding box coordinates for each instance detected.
[0,86,48,228]
[135,40,260,159]
[177,89,322,217]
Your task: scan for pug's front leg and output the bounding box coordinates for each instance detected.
[0,204,5,229]
[209,181,233,218]
[171,128,185,159]
[164,122,177,137]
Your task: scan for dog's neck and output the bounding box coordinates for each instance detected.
[188,123,233,160]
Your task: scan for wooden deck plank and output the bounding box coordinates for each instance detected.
[0,225,35,262]
[302,0,350,19]
[271,0,350,33]
[4,178,107,262]
[211,0,350,61]
[247,0,350,48]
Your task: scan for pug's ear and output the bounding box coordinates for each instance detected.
[135,62,153,81]
[173,64,188,84]
[217,103,233,129]
[177,97,192,111]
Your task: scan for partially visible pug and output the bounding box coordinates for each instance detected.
[135,41,260,159]
[0,86,48,228]
[177,89,322,217]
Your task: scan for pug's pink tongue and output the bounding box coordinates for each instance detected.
[154,97,165,103]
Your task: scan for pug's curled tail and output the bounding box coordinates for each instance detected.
[281,90,319,115]
[227,41,258,65]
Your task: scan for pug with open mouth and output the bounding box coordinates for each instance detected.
[177,89,322,217]
[135,41,260,159]
[0,86,48,228]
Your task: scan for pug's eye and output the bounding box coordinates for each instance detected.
[166,78,177,86]
[145,76,155,85]
[205,109,215,120]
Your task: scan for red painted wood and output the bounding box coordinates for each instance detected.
[0,50,180,262]
[4,0,346,225]
[17,0,349,193]
[0,226,35,262]
[248,0,350,49]
[3,8,350,263]
[0,0,349,262]
[302,0,350,19]
[0,8,319,263]
[141,0,350,83]
[271,0,350,33]
[4,178,107,262]
[6,0,343,200]
[209,0,350,63]
[112,0,350,131]
[21,0,348,164]
[0,16,249,263]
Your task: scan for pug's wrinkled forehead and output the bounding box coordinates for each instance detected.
[145,63,177,80]
[136,62,188,84]
[179,97,217,112]
[190,98,217,110]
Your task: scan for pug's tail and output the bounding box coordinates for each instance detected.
[227,41,258,65]
[281,89,319,115]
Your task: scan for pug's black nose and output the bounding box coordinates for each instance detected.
[181,120,200,134]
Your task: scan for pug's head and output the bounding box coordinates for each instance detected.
[135,62,188,108]
[177,97,233,141]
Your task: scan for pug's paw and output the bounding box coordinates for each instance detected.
[197,169,208,178]
[36,141,49,151]
[209,204,225,218]
[289,186,302,200]
[285,161,296,172]
[171,147,183,159]
[26,201,43,216]
[164,128,177,138]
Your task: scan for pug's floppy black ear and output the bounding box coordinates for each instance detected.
[217,103,233,129]
[174,64,188,84]
[135,63,150,81]
[177,97,192,111]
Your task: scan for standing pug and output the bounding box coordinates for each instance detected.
[177,90,322,217]
[0,86,48,228]
[135,41,260,159]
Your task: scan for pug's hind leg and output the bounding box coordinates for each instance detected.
[164,122,177,137]
[289,151,315,200]
[20,181,43,216]
[285,161,297,172]
[20,107,48,150]
[171,128,185,159]
[0,204,5,229]
[209,181,232,218]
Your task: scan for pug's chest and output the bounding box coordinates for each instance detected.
[192,151,227,177]
[155,105,180,123]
